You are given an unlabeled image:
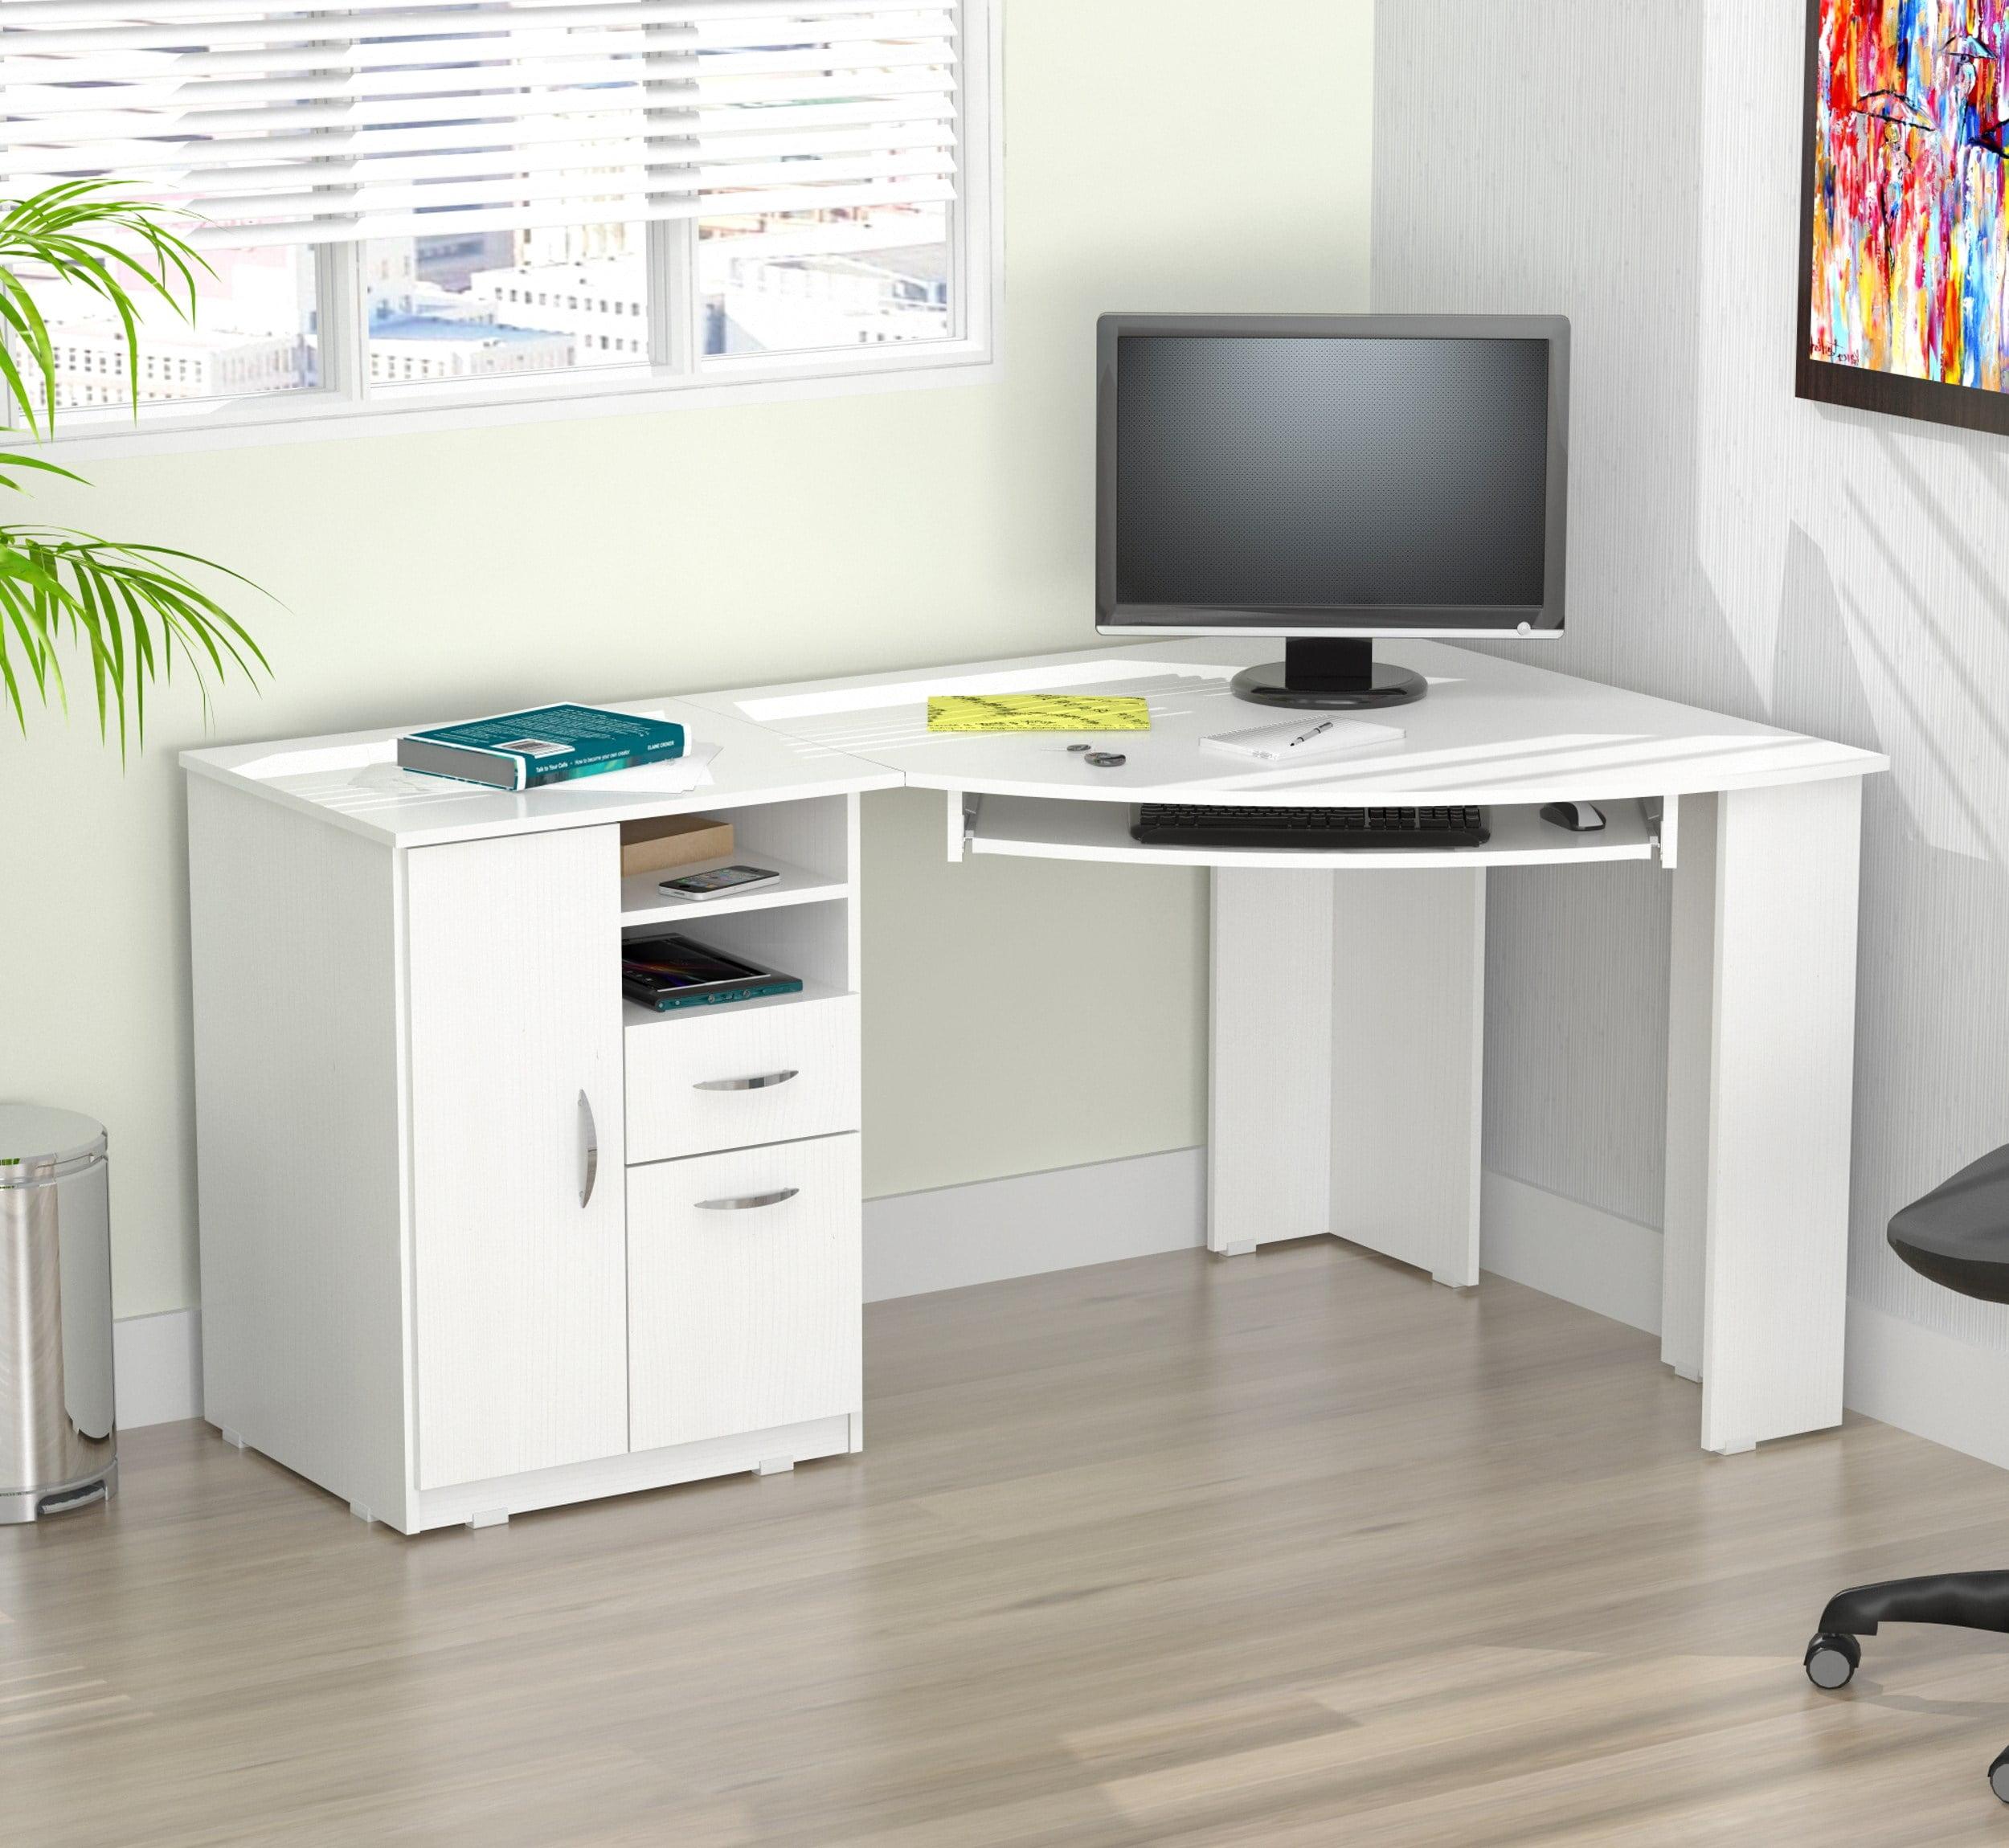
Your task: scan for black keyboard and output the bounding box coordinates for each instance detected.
[1130,803,1490,850]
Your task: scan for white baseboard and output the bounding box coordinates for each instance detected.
[127,1155,2009,1478]
[1479,1170,1663,1335]
[863,1147,1207,1302]
[1477,1167,2009,1474]
[1841,1301,2009,1473]
[115,1308,203,1429]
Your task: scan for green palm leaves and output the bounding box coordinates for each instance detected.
[0,529,266,751]
[0,181,205,436]
[0,181,268,751]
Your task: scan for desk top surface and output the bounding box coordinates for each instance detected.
[183,636,1887,849]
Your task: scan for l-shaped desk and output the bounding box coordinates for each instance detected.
[183,638,1884,1531]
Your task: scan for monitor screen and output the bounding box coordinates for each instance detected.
[1099,320,1565,635]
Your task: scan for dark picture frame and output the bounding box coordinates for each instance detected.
[1796,0,2009,436]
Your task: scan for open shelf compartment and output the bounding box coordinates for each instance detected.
[622,810,859,1028]
[620,792,854,927]
[620,853,848,927]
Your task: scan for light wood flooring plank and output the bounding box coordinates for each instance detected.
[2,1240,2008,1842]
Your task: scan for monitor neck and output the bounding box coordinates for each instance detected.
[1229,638,1428,710]
[1284,637,1376,693]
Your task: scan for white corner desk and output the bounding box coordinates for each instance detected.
[182,638,1884,1532]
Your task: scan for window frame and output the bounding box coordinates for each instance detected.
[31,0,1000,462]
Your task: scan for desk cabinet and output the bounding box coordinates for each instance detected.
[187,766,870,1534]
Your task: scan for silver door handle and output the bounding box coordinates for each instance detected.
[695,1188,799,1212]
[579,1090,599,1208]
[694,1070,799,1093]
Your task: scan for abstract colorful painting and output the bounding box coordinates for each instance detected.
[1799,0,2009,431]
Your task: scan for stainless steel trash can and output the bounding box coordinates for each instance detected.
[0,1106,117,1523]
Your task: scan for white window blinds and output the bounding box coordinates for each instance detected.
[0,1,960,248]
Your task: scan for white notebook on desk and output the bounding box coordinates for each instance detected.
[1199,715,1405,764]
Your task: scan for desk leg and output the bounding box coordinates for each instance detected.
[1328,868,1486,1287]
[1209,867,1486,1288]
[1209,870,1335,1255]
[1660,782,1863,1455]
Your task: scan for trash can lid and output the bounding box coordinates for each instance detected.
[0,1104,107,1171]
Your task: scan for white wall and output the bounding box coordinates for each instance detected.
[0,1,1375,1320]
[1376,2,2009,1370]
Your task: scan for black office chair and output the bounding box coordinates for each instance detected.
[1803,1143,2009,1801]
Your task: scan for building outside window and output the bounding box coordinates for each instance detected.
[2,1,996,448]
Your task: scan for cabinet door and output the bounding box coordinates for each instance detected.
[406,825,628,1489]
[628,1135,861,1453]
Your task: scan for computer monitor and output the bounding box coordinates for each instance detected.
[1096,313,1570,709]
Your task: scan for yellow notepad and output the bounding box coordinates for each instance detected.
[926,695,1152,734]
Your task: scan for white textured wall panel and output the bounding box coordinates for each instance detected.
[1482,860,1670,1229]
[1375,0,2009,1348]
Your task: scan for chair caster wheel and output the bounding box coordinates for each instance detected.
[1990,1745,2009,1805]
[1804,1632,1860,1691]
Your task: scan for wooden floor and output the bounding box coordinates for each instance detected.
[6,1240,2009,1845]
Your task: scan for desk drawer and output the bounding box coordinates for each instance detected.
[625,993,859,1163]
[628,1135,861,1452]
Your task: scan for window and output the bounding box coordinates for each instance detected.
[362,223,644,387]
[21,247,319,415]
[2,0,994,448]
[702,202,951,355]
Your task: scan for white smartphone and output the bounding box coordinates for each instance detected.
[657,863,782,901]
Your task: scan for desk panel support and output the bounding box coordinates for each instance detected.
[1661,779,1864,1454]
[1209,867,1486,1287]
[1209,871,1335,1256]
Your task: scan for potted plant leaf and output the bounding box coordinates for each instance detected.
[0,181,268,750]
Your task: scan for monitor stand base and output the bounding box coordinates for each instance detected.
[1230,638,1427,710]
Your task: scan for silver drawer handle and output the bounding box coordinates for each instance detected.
[696,1188,800,1212]
[694,1069,800,1094]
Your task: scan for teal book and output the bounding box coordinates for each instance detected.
[628,979,805,1013]
[398,704,685,791]
[621,934,803,1012]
